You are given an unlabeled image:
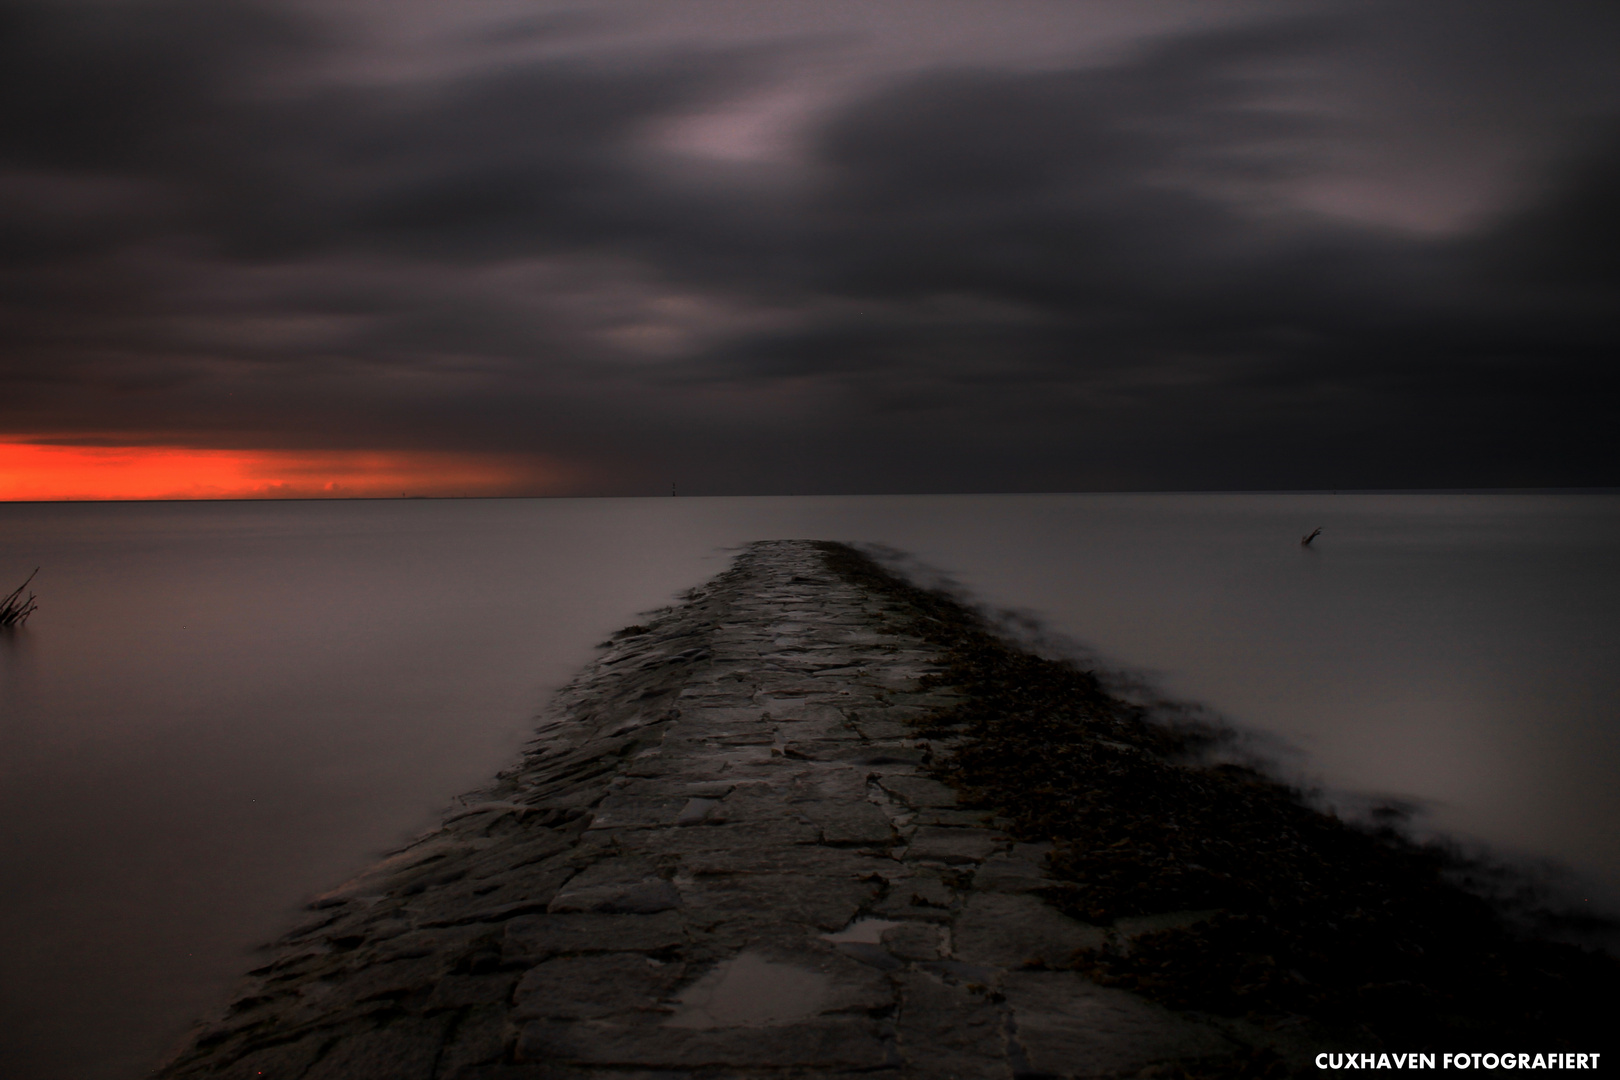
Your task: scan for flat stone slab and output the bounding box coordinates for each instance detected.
[150,540,1246,1080]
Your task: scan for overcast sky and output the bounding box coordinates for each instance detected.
[3,0,1617,496]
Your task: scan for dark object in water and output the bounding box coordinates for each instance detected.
[1300,527,1323,546]
[1,568,38,627]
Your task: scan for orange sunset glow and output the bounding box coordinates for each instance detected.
[0,439,576,501]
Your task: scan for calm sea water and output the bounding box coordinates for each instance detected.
[2,493,1617,1079]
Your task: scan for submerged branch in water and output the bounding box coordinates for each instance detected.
[1,568,38,627]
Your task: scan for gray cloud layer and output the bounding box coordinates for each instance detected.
[3,0,1616,492]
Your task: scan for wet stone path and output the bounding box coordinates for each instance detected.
[154,540,1241,1080]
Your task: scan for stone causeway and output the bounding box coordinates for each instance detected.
[153,539,1252,1079]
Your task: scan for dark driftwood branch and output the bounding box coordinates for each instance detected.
[1300,526,1323,546]
[1,568,39,627]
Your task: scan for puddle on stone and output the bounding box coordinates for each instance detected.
[664,952,833,1028]
[821,917,902,945]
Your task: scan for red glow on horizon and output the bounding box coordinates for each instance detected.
[0,439,578,501]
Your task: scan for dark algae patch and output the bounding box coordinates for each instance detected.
[812,541,1618,1054]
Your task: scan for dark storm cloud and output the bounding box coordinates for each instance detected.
[1477,125,1620,291]
[1,0,1616,491]
[0,0,781,457]
[672,11,1618,490]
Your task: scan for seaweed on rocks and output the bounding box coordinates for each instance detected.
[811,541,1618,1051]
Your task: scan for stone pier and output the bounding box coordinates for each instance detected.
[153,540,1248,1080]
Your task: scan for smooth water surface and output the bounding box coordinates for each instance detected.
[2,493,1617,1078]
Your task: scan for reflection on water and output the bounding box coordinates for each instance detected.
[1,493,1616,1079]
[665,952,834,1029]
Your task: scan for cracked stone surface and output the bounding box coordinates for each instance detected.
[151,540,1243,1080]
